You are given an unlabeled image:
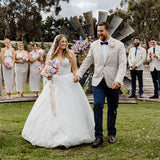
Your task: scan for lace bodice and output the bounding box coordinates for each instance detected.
[55,58,71,75]
[16,51,24,61]
[4,49,13,61]
[31,51,39,59]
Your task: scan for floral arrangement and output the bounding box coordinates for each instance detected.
[22,53,30,61]
[5,59,13,69]
[38,60,59,78]
[71,36,94,55]
[38,49,45,56]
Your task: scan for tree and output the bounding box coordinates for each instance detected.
[119,0,160,48]
[0,0,70,41]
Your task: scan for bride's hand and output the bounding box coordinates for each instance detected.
[73,75,80,83]
[47,77,52,80]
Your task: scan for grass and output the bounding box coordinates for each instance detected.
[0,101,160,160]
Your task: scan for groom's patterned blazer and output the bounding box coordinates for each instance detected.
[77,37,127,88]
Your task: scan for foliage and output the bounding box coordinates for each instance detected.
[0,101,160,159]
[115,0,160,48]
[23,39,28,50]
[0,42,5,48]
[0,0,70,41]
[40,38,45,49]
[32,37,35,44]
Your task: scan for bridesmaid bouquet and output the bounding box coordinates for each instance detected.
[38,49,45,56]
[38,60,59,78]
[22,53,30,61]
[5,59,13,69]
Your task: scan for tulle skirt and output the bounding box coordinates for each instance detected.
[22,73,95,148]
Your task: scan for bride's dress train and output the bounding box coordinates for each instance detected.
[22,58,95,148]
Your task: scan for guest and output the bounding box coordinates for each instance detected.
[128,37,146,98]
[1,39,15,99]
[147,37,160,98]
[15,42,29,97]
[29,43,43,96]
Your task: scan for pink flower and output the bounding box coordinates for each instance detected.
[38,49,45,56]
[5,60,13,69]
[38,60,59,78]
[109,43,115,48]
[22,54,29,61]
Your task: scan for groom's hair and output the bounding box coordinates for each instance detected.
[98,21,110,30]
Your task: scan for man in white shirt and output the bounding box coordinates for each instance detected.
[74,21,126,147]
[147,37,160,98]
[128,37,146,98]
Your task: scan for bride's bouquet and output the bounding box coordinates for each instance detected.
[22,53,30,61]
[5,59,13,69]
[38,60,59,78]
[38,49,45,56]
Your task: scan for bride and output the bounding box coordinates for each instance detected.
[22,34,95,148]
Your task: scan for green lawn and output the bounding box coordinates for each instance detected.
[0,101,160,160]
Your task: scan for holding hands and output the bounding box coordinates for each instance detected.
[73,75,80,83]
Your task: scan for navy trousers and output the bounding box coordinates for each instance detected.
[150,68,160,96]
[130,70,143,95]
[93,78,120,139]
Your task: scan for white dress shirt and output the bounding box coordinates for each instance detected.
[100,38,111,63]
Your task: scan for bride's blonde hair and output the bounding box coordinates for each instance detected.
[51,34,71,60]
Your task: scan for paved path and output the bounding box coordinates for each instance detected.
[0,94,137,104]
[0,94,159,104]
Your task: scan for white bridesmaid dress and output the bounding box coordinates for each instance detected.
[29,51,41,91]
[2,49,15,93]
[15,51,28,92]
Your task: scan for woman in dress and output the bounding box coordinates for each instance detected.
[1,39,15,99]
[22,34,95,148]
[15,42,29,97]
[29,43,43,96]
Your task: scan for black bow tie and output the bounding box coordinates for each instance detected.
[101,41,108,45]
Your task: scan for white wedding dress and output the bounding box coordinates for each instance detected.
[22,58,95,148]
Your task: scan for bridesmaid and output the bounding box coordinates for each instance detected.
[15,42,29,97]
[1,39,15,99]
[29,43,43,96]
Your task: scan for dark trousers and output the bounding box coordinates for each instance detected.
[150,68,160,96]
[130,70,143,95]
[93,78,120,139]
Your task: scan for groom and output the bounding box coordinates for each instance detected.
[74,21,126,147]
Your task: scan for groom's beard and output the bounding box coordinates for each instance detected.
[134,43,140,48]
[98,34,108,41]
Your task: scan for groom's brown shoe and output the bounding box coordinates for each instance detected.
[92,138,103,148]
